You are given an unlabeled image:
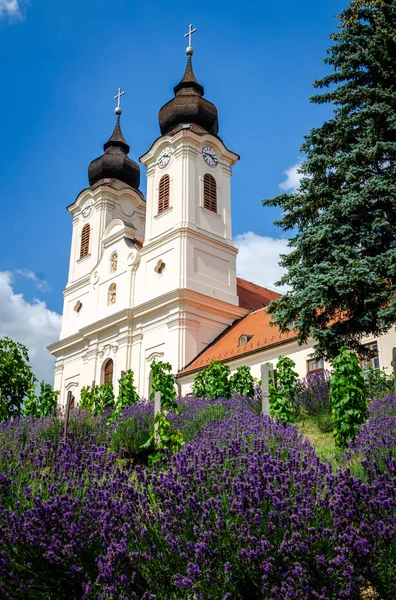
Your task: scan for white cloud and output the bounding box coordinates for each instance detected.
[279,161,303,193]
[15,269,51,293]
[235,232,290,293]
[0,271,61,384]
[0,0,22,19]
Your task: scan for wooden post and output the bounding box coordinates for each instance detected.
[261,364,270,416]
[154,391,161,444]
[63,391,72,443]
[393,347,396,392]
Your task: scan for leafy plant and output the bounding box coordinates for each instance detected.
[269,356,298,424]
[23,381,59,418]
[80,383,115,415]
[117,370,139,410]
[141,410,184,466]
[150,360,177,411]
[229,366,255,397]
[192,360,231,400]
[0,337,35,420]
[331,347,367,448]
[363,364,394,403]
[192,369,206,398]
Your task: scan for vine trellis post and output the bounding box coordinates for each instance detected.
[154,391,161,444]
[260,363,274,416]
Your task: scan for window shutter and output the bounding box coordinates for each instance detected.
[203,174,217,212]
[158,175,170,213]
[80,224,90,259]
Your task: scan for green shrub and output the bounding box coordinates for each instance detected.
[80,383,115,415]
[229,366,255,397]
[192,360,231,399]
[270,356,298,424]
[23,381,59,418]
[150,360,177,411]
[117,370,139,410]
[331,347,367,448]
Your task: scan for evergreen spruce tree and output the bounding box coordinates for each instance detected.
[263,0,396,359]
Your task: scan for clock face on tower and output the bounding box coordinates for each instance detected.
[202,146,218,167]
[158,147,172,169]
[81,199,93,218]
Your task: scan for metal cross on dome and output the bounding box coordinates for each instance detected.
[114,87,125,109]
[184,23,197,49]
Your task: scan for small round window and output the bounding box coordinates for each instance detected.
[239,335,248,346]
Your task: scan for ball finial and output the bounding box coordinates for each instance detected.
[186,46,194,56]
[115,106,122,116]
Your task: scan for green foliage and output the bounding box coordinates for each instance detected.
[0,337,34,420]
[80,383,115,415]
[363,365,394,402]
[141,410,184,467]
[110,415,152,458]
[269,356,298,424]
[150,360,176,411]
[330,347,368,448]
[262,0,396,360]
[192,360,231,399]
[229,366,255,397]
[192,369,206,398]
[117,370,139,410]
[23,381,59,418]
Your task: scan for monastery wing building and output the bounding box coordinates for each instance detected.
[48,29,396,405]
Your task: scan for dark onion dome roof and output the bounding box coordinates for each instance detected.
[88,115,140,190]
[159,55,219,136]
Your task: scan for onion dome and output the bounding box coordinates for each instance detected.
[158,54,219,136]
[88,111,140,190]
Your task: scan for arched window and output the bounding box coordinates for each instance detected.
[203,173,217,212]
[108,283,117,305]
[103,359,114,384]
[80,224,90,259]
[158,174,170,214]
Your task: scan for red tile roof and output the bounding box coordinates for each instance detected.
[237,277,281,311]
[178,306,297,377]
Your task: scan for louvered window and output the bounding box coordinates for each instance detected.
[104,359,114,384]
[203,174,217,212]
[80,224,90,259]
[158,175,170,214]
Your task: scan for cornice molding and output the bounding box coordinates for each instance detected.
[141,225,237,256]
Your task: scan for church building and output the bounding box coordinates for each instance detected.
[48,28,396,405]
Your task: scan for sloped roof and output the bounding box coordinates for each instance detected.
[178,306,297,377]
[236,277,281,311]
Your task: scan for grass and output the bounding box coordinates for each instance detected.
[297,418,337,463]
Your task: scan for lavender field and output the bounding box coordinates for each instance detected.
[0,394,395,599]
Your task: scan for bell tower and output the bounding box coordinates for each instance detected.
[134,27,246,387]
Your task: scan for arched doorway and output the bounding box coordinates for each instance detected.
[103,359,114,384]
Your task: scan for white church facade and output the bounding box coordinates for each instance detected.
[48,30,396,405]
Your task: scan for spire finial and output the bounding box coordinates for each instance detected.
[184,23,197,56]
[114,87,125,116]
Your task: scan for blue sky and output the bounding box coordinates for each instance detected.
[0,0,346,381]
